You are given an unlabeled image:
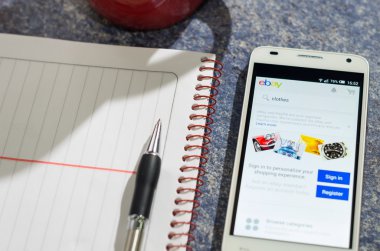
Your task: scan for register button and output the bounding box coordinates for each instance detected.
[316,185,349,201]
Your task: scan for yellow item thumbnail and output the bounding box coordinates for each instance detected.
[300,135,324,155]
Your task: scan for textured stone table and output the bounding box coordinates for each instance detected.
[0,0,379,250]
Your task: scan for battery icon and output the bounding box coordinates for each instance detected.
[339,80,346,84]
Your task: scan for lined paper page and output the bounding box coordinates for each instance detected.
[0,34,215,251]
[0,58,177,251]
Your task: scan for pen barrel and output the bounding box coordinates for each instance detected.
[130,153,161,218]
[124,215,148,251]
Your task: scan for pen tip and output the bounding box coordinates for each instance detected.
[147,119,161,154]
[155,119,161,132]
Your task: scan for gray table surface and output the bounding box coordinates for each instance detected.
[0,0,379,250]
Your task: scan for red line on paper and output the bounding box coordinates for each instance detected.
[0,156,136,174]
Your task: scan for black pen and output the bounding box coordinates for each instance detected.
[124,119,162,251]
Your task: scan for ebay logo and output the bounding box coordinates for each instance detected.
[258,79,282,88]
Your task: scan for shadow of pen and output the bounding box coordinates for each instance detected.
[114,138,150,251]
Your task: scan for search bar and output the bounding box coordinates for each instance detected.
[255,91,357,114]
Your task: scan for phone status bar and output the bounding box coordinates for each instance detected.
[316,78,360,87]
[253,63,364,88]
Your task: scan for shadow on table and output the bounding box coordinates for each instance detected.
[90,0,232,62]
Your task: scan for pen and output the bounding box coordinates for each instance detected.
[124,119,162,251]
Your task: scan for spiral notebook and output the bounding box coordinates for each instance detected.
[0,34,221,251]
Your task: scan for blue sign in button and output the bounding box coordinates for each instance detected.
[316,185,349,201]
[317,170,350,185]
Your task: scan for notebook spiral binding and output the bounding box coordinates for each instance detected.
[166,57,223,251]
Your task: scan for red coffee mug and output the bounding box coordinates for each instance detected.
[90,0,205,30]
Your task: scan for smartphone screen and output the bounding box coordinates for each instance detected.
[231,63,364,248]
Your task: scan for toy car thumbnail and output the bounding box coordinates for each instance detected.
[252,133,279,152]
[273,137,305,160]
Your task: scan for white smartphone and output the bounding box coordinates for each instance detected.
[222,47,369,251]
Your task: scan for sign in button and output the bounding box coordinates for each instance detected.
[317,170,350,185]
[316,185,349,201]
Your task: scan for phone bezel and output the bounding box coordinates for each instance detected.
[222,46,369,251]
